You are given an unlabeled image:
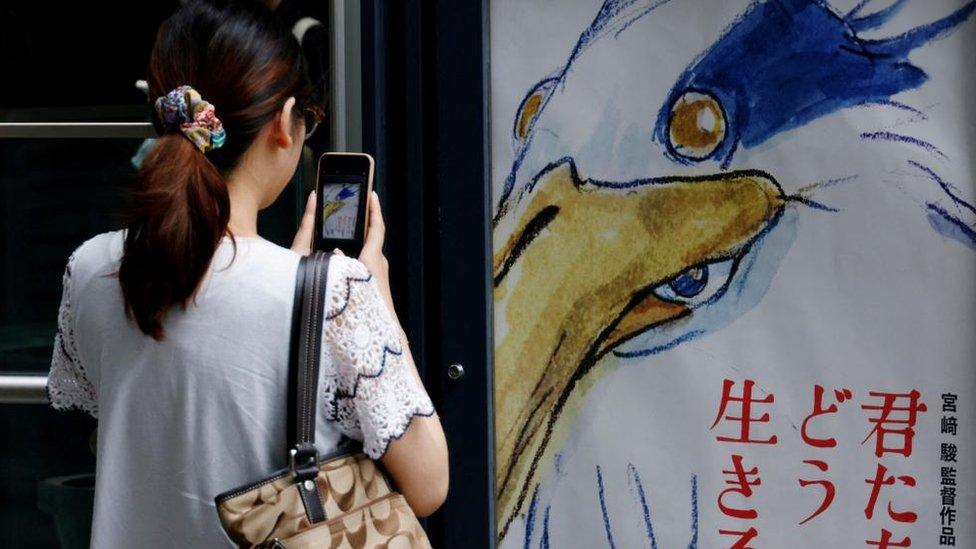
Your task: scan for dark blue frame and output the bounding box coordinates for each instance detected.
[362,1,495,546]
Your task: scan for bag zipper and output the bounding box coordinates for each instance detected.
[214,450,360,504]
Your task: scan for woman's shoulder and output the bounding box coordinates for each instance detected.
[65,230,125,283]
[73,230,124,257]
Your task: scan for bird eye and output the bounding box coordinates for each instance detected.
[652,257,738,307]
[667,90,727,160]
[514,78,557,144]
[669,266,709,298]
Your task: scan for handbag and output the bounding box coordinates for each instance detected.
[214,252,432,548]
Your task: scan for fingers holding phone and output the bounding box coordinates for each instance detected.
[360,191,385,263]
[359,191,393,311]
[359,191,387,277]
[290,190,317,256]
[310,153,393,312]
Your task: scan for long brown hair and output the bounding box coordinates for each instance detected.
[119,0,309,340]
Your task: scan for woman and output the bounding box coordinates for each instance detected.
[44,1,448,546]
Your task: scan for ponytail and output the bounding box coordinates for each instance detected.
[119,134,230,340]
[118,0,309,340]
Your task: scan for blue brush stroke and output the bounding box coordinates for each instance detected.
[523,486,540,549]
[909,160,976,216]
[336,186,357,200]
[653,0,976,164]
[861,131,947,159]
[928,203,976,251]
[614,330,705,359]
[858,99,928,119]
[540,505,552,549]
[613,0,674,39]
[688,475,699,549]
[864,2,976,58]
[534,468,697,547]
[596,465,617,549]
[847,0,873,18]
[847,0,907,32]
[627,464,658,548]
[791,196,840,212]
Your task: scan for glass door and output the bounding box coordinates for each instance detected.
[0,1,348,546]
[1,3,176,546]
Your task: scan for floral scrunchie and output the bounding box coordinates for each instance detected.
[154,85,227,153]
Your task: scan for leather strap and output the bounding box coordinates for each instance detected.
[285,257,307,455]
[286,251,331,524]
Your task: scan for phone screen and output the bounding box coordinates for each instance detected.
[320,177,364,241]
[313,152,374,255]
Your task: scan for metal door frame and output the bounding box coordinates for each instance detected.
[361,1,495,546]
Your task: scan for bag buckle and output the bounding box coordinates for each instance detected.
[289,445,319,481]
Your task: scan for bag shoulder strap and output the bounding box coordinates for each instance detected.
[287,251,331,454]
[286,251,331,524]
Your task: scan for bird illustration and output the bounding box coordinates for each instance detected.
[492,0,976,545]
[322,185,357,223]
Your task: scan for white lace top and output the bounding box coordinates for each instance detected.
[46,231,434,548]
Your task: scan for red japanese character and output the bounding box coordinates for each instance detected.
[798,459,835,525]
[864,463,918,522]
[866,528,911,547]
[801,385,852,448]
[718,527,758,549]
[719,454,760,519]
[861,390,927,458]
[711,379,778,444]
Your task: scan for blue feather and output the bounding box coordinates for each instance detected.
[863,1,976,57]
[846,0,908,32]
[653,0,976,164]
[336,186,356,201]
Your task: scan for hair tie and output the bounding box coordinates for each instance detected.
[154,85,227,153]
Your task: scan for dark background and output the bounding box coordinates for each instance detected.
[1,2,178,547]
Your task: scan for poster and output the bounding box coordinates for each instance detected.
[489,0,976,546]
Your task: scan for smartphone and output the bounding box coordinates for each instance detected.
[313,152,375,256]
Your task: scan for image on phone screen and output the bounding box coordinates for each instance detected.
[320,179,363,240]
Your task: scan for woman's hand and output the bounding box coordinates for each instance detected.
[359,191,395,312]
[357,190,448,515]
[290,190,316,256]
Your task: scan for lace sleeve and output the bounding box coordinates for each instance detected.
[320,258,435,459]
[47,251,98,417]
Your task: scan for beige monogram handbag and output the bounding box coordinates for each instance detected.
[214,253,432,548]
